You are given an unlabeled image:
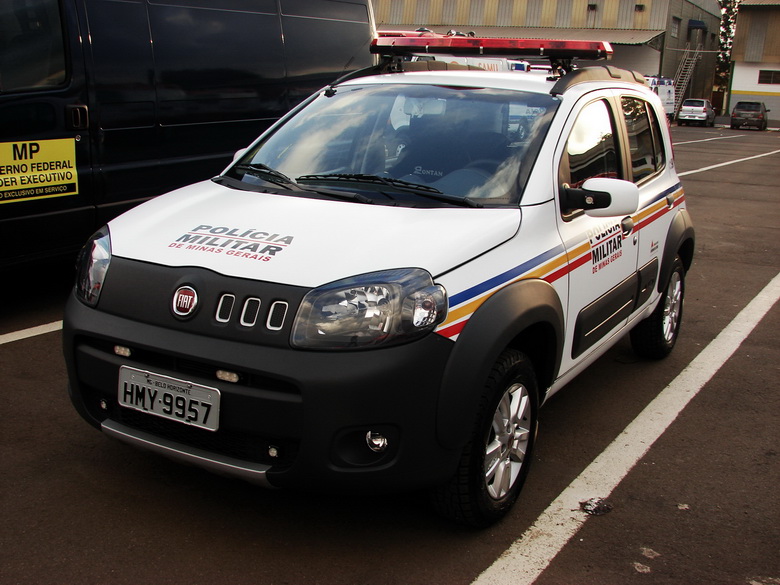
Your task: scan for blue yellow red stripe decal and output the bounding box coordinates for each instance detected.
[435,184,685,340]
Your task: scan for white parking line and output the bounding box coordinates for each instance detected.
[0,321,62,346]
[673,134,744,146]
[471,271,780,585]
[678,148,780,176]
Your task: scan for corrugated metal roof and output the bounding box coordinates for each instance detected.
[376,26,665,46]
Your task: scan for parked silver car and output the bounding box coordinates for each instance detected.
[677,99,716,126]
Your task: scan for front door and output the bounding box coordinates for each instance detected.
[555,94,640,374]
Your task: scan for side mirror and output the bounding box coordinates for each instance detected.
[561,177,639,217]
[233,147,248,161]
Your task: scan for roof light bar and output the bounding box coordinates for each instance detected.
[371,37,612,61]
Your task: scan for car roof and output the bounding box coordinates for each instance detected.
[338,64,650,99]
[341,68,556,94]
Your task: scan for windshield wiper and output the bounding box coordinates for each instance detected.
[234,163,302,190]
[298,173,438,192]
[227,166,374,203]
[296,173,482,207]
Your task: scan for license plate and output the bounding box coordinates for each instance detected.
[118,366,220,431]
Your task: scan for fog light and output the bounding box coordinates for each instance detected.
[268,445,279,458]
[366,431,388,453]
[216,369,239,383]
[99,399,108,411]
[114,345,132,357]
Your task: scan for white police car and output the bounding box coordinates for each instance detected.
[64,36,694,527]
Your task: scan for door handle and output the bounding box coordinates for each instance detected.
[621,216,635,238]
[66,105,89,130]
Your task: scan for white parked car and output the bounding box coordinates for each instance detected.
[677,98,716,126]
[64,36,695,527]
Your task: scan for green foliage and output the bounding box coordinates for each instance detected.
[716,0,740,88]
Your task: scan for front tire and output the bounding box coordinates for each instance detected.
[432,350,538,527]
[630,256,685,359]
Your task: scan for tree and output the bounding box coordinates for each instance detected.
[716,0,740,89]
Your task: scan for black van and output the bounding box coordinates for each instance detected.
[0,0,376,265]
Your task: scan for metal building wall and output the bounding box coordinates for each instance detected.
[372,0,671,27]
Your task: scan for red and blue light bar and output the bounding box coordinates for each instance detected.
[371,36,613,61]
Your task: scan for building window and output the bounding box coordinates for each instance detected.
[758,70,780,84]
[671,17,681,38]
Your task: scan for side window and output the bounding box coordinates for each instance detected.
[621,97,666,183]
[559,99,620,195]
[0,0,67,92]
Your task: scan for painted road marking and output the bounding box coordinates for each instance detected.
[0,321,62,345]
[678,148,780,176]
[673,134,744,146]
[471,271,780,585]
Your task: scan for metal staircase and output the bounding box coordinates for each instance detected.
[673,43,703,114]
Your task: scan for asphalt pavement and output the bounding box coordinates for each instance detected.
[1,124,778,585]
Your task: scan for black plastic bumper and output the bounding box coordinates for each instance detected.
[63,292,463,492]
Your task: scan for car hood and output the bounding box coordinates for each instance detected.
[108,181,521,287]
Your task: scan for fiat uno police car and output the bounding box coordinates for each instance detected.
[64,36,694,527]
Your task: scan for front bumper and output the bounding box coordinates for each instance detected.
[64,291,462,492]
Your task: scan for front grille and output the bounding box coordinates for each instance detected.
[114,407,298,466]
[97,257,309,349]
[84,338,299,395]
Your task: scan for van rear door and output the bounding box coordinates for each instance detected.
[0,0,94,265]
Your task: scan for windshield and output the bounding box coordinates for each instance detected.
[224,83,558,206]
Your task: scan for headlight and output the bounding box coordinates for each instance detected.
[75,226,111,307]
[292,268,447,350]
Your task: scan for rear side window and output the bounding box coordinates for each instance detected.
[0,0,67,92]
[621,97,666,183]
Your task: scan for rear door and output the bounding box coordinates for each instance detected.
[619,92,680,316]
[0,0,94,264]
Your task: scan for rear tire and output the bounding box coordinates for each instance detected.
[630,256,685,359]
[432,349,538,527]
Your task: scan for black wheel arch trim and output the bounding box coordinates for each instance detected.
[659,208,695,292]
[436,279,564,450]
